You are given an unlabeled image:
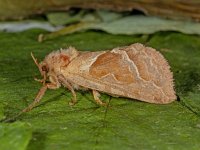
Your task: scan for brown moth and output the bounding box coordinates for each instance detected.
[22,43,176,112]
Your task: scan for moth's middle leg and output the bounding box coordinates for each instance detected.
[92,90,107,106]
[58,75,77,106]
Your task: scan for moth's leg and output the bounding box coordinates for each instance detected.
[92,90,107,106]
[47,83,60,89]
[22,83,59,113]
[22,85,47,113]
[58,75,77,106]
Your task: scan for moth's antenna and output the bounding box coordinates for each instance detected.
[31,52,46,84]
[31,52,40,68]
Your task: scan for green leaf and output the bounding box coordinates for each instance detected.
[0,30,200,150]
[3,11,200,42]
[46,11,85,26]
[0,103,4,120]
[41,11,200,41]
[181,91,200,116]
[46,10,122,26]
[96,10,123,22]
[95,15,200,35]
[47,12,76,26]
[0,122,32,150]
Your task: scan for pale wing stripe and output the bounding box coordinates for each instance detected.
[112,49,147,82]
[141,49,168,98]
[117,47,167,99]
[79,51,106,72]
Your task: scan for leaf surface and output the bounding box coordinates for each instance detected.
[0,122,32,150]
[0,30,200,150]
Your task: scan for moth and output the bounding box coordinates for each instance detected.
[22,43,176,112]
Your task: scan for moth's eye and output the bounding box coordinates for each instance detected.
[42,65,48,72]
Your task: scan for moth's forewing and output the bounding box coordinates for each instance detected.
[63,43,176,104]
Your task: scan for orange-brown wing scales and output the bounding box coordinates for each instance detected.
[65,43,176,104]
[89,52,135,84]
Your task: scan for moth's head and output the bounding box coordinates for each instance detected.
[31,47,79,84]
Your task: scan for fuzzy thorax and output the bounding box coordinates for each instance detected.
[40,47,79,74]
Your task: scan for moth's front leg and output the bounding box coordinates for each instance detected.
[22,83,58,113]
[92,90,107,106]
[58,75,77,106]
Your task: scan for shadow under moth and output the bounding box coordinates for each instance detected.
[22,43,176,113]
